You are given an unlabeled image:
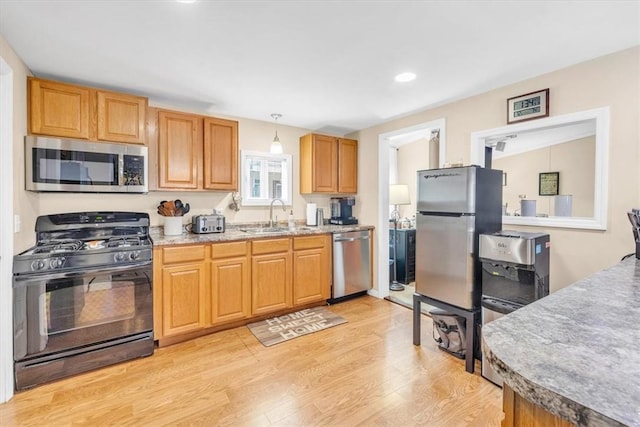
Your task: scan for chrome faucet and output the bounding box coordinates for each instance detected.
[269,198,286,228]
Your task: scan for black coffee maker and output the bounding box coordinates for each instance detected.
[330,197,358,225]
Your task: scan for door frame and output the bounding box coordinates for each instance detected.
[375,118,446,299]
[0,55,15,402]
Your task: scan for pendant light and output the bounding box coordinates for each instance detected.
[270,113,283,154]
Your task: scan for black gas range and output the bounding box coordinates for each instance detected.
[12,212,154,391]
[14,212,152,276]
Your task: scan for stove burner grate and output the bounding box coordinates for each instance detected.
[107,236,142,248]
[32,240,83,254]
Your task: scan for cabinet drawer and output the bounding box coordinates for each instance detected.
[211,241,248,259]
[252,238,290,255]
[293,235,327,251]
[162,245,206,264]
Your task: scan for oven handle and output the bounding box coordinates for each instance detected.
[13,262,152,283]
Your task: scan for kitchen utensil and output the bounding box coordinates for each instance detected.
[162,200,176,211]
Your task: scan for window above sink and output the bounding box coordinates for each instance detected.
[240,150,293,206]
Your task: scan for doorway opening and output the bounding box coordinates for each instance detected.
[376,118,446,304]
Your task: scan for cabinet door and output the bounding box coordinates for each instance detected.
[28,78,91,139]
[312,134,338,193]
[251,252,292,316]
[158,111,202,189]
[203,117,238,191]
[211,256,250,324]
[97,91,147,144]
[293,235,330,305]
[338,138,358,193]
[161,262,208,337]
[293,248,330,305]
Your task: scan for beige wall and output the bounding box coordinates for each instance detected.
[3,35,338,251]
[395,137,430,219]
[350,46,640,293]
[6,32,639,293]
[0,35,37,254]
[35,114,329,231]
[494,136,595,217]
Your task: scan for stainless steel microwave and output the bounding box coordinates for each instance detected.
[25,136,148,193]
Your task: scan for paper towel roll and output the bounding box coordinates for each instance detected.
[306,203,317,225]
[554,195,573,217]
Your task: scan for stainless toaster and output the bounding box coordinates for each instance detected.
[191,214,225,234]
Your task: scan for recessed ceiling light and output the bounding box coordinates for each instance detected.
[395,72,416,83]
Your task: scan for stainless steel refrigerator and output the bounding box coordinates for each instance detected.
[415,166,502,310]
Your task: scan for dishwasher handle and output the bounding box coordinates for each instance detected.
[334,235,369,242]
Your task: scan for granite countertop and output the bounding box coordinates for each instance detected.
[482,257,640,427]
[150,223,374,246]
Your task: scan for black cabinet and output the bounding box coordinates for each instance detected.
[390,228,416,284]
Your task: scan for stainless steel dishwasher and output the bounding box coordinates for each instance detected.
[330,230,371,303]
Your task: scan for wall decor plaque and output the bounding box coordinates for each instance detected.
[539,171,559,196]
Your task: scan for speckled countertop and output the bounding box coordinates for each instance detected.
[482,257,640,427]
[150,222,375,246]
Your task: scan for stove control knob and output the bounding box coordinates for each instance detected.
[31,260,46,271]
[129,251,140,260]
[50,257,65,269]
[114,252,126,262]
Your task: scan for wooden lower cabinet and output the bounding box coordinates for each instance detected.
[293,235,331,305]
[154,235,331,344]
[251,238,292,316]
[502,385,574,427]
[210,241,250,324]
[161,261,208,337]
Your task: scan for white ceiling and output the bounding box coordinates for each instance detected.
[1,1,638,135]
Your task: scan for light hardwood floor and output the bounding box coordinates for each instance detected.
[0,296,503,426]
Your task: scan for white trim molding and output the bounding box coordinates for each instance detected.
[377,118,446,299]
[471,107,610,230]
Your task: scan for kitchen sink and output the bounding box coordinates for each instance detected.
[239,226,315,234]
[239,227,283,234]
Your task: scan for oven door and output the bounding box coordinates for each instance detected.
[13,262,153,362]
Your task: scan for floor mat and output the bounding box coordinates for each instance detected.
[247,306,347,347]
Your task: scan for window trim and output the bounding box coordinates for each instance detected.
[240,150,292,206]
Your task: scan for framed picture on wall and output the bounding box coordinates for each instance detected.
[539,172,559,196]
[507,89,549,124]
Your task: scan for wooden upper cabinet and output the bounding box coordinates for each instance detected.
[156,110,238,191]
[97,91,147,144]
[28,77,91,139]
[158,110,202,189]
[338,138,358,194]
[300,133,357,194]
[28,77,148,143]
[203,117,238,190]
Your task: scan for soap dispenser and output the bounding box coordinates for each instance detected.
[288,210,295,229]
